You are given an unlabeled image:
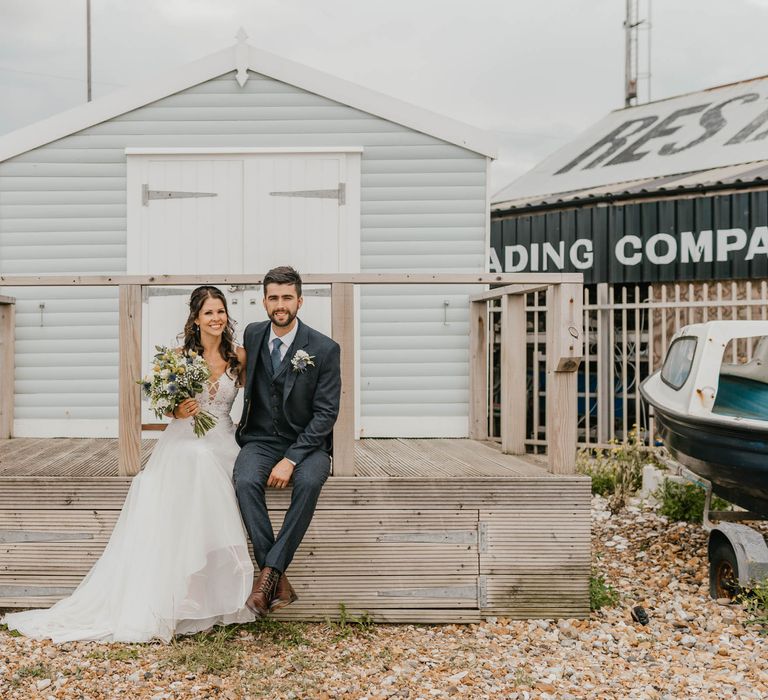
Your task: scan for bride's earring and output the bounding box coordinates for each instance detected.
[194,323,200,334]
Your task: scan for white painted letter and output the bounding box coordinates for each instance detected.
[717,228,747,261]
[645,232,677,265]
[680,230,713,263]
[746,226,768,261]
[505,245,529,272]
[542,241,565,270]
[569,239,594,270]
[489,248,502,272]
[615,235,642,265]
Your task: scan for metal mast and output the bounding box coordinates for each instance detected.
[624,0,652,107]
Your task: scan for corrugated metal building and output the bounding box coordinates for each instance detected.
[491,75,768,285]
[491,75,768,444]
[0,38,496,439]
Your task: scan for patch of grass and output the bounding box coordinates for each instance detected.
[511,668,535,686]
[245,617,308,647]
[16,663,51,679]
[654,479,731,522]
[87,646,142,662]
[327,602,375,640]
[739,578,768,633]
[163,625,242,675]
[590,569,620,611]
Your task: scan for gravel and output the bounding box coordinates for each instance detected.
[2,495,767,699]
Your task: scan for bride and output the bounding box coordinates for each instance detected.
[2,286,255,643]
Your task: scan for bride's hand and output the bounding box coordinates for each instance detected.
[173,398,200,419]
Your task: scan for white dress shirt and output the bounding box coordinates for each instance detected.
[268,322,299,362]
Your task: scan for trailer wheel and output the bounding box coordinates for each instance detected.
[709,540,740,599]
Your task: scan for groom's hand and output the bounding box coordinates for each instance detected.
[267,458,295,488]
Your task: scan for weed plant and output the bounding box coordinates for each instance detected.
[739,579,768,633]
[589,569,620,611]
[654,480,730,522]
[327,602,375,640]
[577,426,657,512]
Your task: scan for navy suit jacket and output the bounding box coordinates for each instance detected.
[235,318,341,464]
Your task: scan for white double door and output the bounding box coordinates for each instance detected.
[126,150,360,424]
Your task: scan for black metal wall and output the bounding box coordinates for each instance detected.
[491,189,768,284]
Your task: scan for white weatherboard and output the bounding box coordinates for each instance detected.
[494,75,768,203]
[1,60,488,439]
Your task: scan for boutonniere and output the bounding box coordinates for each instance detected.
[291,349,316,373]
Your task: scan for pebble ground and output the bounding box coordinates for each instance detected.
[2,496,766,699]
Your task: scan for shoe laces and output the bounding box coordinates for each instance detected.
[258,569,279,594]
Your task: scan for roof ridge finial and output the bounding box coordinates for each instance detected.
[235,28,249,87]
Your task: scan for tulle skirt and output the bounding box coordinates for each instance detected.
[2,417,255,643]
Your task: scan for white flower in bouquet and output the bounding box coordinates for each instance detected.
[138,346,218,437]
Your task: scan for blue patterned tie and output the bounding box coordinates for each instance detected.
[270,337,283,375]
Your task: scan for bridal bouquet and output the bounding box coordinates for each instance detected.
[138,346,217,437]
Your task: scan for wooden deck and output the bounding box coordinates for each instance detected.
[0,438,591,622]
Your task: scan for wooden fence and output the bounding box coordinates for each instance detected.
[489,280,768,450]
[0,273,584,475]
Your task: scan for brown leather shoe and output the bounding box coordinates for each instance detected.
[245,567,280,617]
[270,573,299,611]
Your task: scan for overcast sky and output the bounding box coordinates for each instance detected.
[1,0,768,194]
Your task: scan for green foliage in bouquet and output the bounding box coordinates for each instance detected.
[138,346,217,437]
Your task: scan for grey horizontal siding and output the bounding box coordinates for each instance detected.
[6,286,118,420]
[0,70,487,428]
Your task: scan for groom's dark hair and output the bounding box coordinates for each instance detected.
[263,266,302,298]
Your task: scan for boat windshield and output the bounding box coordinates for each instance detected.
[713,335,768,420]
[661,337,696,390]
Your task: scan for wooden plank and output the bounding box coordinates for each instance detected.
[483,574,589,619]
[0,438,153,477]
[500,293,527,454]
[469,283,549,302]
[0,273,585,286]
[0,475,591,510]
[118,285,142,477]
[0,300,14,439]
[479,509,590,575]
[545,283,582,474]
[469,300,488,440]
[0,470,590,620]
[331,282,355,476]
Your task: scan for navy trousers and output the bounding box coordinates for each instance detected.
[233,438,330,573]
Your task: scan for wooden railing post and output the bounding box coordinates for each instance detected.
[118,285,142,476]
[545,283,583,474]
[0,296,15,439]
[469,300,488,440]
[500,293,527,454]
[331,282,355,476]
[596,282,612,444]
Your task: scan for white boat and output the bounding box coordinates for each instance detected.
[641,321,768,597]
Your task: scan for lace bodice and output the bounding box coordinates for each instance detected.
[196,371,239,419]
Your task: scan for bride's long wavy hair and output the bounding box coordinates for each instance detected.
[181,286,240,378]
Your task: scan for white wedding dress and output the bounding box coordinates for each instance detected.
[2,372,255,643]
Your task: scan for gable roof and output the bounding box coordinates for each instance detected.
[492,74,768,205]
[0,38,497,162]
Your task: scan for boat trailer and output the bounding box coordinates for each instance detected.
[659,452,768,599]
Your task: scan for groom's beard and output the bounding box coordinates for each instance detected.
[269,308,297,328]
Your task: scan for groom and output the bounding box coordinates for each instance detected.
[234,266,341,617]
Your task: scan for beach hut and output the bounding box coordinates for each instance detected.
[0,35,589,621]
